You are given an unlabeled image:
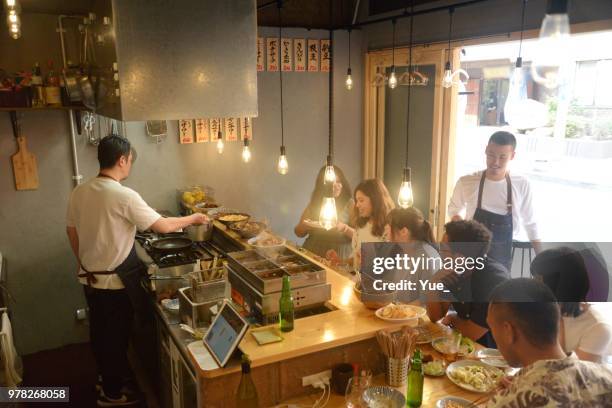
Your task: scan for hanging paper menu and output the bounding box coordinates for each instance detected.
[294,39,306,72]
[281,38,293,71]
[179,120,194,144]
[195,119,210,143]
[242,117,252,140]
[267,38,279,72]
[210,118,222,141]
[257,37,265,72]
[307,39,319,72]
[225,118,238,141]
[320,39,331,72]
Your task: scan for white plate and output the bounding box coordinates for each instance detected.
[481,357,510,368]
[446,360,503,394]
[431,337,476,357]
[475,348,502,359]
[374,304,427,322]
[436,396,475,408]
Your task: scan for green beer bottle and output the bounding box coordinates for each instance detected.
[236,354,259,407]
[279,275,294,332]
[406,348,424,407]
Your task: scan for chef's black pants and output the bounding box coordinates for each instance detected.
[84,286,133,398]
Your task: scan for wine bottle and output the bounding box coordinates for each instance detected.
[279,274,294,332]
[31,62,45,107]
[44,60,62,106]
[236,354,259,408]
[406,348,424,407]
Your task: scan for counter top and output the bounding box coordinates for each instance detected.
[187,225,417,378]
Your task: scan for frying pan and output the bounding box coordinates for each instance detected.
[150,237,193,253]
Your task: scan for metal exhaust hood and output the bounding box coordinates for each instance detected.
[86,0,258,121]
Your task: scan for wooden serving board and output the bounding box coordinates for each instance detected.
[11,135,39,190]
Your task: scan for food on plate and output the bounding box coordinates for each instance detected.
[379,304,421,319]
[423,360,445,376]
[444,401,466,408]
[448,365,503,392]
[433,336,475,356]
[219,214,249,223]
[252,234,284,247]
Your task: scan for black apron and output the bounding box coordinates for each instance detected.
[473,172,513,271]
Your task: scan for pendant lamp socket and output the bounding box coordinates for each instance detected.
[547,0,569,14]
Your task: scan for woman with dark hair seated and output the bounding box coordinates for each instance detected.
[531,247,612,363]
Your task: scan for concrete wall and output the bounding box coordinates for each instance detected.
[0,18,364,354]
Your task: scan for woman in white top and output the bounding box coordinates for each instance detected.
[531,247,612,363]
[327,179,395,271]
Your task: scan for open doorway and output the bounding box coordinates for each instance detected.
[453,30,612,242]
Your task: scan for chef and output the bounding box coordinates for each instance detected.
[66,134,207,406]
[448,131,541,271]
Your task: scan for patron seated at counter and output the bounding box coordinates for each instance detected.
[427,220,508,347]
[485,279,612,407]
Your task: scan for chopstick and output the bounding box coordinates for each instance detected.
[376,327,417,359]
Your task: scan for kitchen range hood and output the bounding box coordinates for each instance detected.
[83,0,257,121]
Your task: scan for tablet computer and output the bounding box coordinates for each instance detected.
[203,301,249,367]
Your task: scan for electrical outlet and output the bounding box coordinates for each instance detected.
[302,370,331,388]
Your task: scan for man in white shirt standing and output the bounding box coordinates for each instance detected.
[66,135,207,406]
[448,131,541,271]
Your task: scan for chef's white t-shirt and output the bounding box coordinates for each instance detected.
[66,177,161,289]
[447,170,540,240]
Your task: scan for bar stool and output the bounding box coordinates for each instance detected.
[511,240,534,277]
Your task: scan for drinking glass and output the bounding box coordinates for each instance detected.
[344,371,372,408]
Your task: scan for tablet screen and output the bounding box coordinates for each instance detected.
[203,302,249,367]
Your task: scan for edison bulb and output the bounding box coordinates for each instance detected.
[504,64,527,127]
[345,74,353,90]
[388,70,398,89]
[442,69,453,88]
[6,0,16,7]
[277,154,288,175]
[242,145,251,163]
[216,137,224,154]
[398,181,414,208]
[324,165,336,184]
[319,197,338,230]
[7,12,18,24]
[531,13,570,89]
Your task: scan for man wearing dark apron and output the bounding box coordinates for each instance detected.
[448,131,541,273]
[66,135,207,407]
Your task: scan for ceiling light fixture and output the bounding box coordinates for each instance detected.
[388,19,398,89]
[276,0,288,174]
[442,7,468,88]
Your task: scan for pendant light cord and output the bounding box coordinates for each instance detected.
[328,0,334,159]
[391,18,396,67]
[278,0,285,147]
[348,28,351,68]
[518,0,527,60]
[405,0,414,169]
[447,7,454,64]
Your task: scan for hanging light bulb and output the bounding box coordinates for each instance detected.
[319,183,338,230]
[324,155,336,184]
[7,11,18,24]
[277,145,288,175]
[442,61,453,88]
[6,0,17,8]
[531,0,571,89]
[216,130,224,154]
[241,138,251,163]
[388,68,398,89]
[345,68,353,90]
[398,168,414,208]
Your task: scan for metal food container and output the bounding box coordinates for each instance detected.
[178,287,224,329]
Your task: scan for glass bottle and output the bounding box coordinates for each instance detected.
[31,62,45,107]
[236,354,259,408]
[406,348,424,407]
[279,275,294,332]
[44,60,62,106]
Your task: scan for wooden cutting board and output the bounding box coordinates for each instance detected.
[11,135,39,190]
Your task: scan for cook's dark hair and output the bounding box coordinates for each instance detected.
[98,135,133,169]
[305,165,352,220]
[488,131,516,150]
[444,220,491,258]
[490,278,560,347]
[353,179,395,237]
[386,207,434,245]
[530,247,590,317]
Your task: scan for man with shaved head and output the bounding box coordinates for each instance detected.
[485,279,612,407]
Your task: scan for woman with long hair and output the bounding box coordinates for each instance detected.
[328,178,395,271]
[294,165,354,258]
[531,247,612,363]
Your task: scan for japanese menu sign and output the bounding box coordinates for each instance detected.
[210,118,222,141]
[266,37,279,72]
[224,117,238,141]
[257,37,265,72]
[242,117,252,140]
[281,38,293,71]
[194,119,210,143]
[320,39,331,72]
[307,39,319,72]
[179,120,194,144]
[294,39,306,72]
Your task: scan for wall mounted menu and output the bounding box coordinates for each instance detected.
[307,39,319,72]
[320,39,331,72]
[266,37,279,72]
[224,118,238,141]
[281,38,292,72]
[257,37,265,72]
[195,119,210,143]
[210,118,222,141]
[179,120,194,144]
[294,39,306,72]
